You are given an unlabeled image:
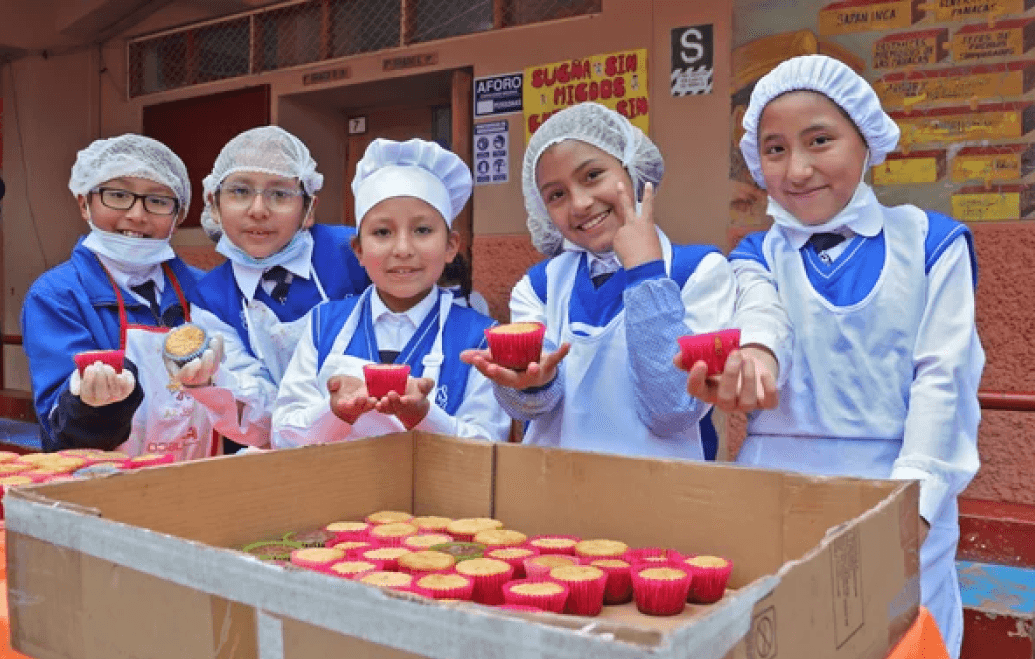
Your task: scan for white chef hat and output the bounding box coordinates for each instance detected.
[739,55,900,188]
[68,134,191,214]
[352,138,472,227]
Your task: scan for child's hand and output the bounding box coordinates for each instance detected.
[460,343,571,391]
[327,375,376,425]
[166,334,224,388]
[375,377,435,430]
[612,181,663,270]
[70,362,135,407]
[675,345,779,413]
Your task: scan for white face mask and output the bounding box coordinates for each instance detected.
[767,150,873,237]
[216,226,314,270]
[81,209,177,268]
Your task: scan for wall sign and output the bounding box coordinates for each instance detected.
[347,116,367,135]
[383,53,438,72]
[474,72,524,118]
[474,121,509,185]
[671,25,714,96]
[302,66,350,86]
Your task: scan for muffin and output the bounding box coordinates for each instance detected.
[324,521,371,542]
[677,329,741,376]
[29,456,85,474]
[289,547,345,571]
[73,349,126,375]
[503,579,569,613]
[242,540,304,562]
[486,546,538,579]
[413,573,474,601]
[446,518,504,541]
[411,515,453,533]
[631,566,693,616]
[528,535,580,555]
[684,555,734,604]
[574,539,629,561]
[359,571,413,591]
[362,364,411,399]
[125,453,175,469]
[365,510,414,525]
[403,533,454,551]
[473,529,527,549]
[369,522,419,547]
[163,323,209,367]
[454,558,514,604]
[430,542,485,562]
[361,547,411,571]
[0,463,30,476]
[627,547,685,567]
[591,559,634,605]
[0,451,20,464]
[331,540,378,557]
[484,322,546,370]
[329,560,382,580]
[93,451,130,462]
[397,550,456,576]
[548,565,608,616]
[524,554,579,581]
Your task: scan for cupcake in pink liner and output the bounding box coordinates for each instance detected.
[484,322,546,370]
[413,573,474,601]
[362,364,411,399]
[398,550,457,576]
[411,515,453,534]
[324,521,371,542]
[486,546,538,579]
[548,565,608,616]
[403,533,454,552]
[527,535,580,555]
[677,329,741,376]
[524,554,579,581]
[591,559,634,605]
[365,510,413,525]
[330,539,378,556]
[361,547,412,571]
[473,529,527,550]
[683,555,734,604]
[124,453,175,469]
[503,579,569,613]
[290,547,346,572]
[627,547,685,567]
[631,566,693,616]
[284,528,337,549]
[359,571,414,592]
[369,522,419,547]
[574,539,629,562]
[455,558,514,605]
[445,518,504,542]
[328,559,384,580]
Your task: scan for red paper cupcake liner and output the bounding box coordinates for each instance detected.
[329,540,379,556]
[627,547,686,567]
[403,533,455,552]
[527,535,581,555]
[590,561,634,605]
[412,574,474,601]
[399,564,455,577]
[503,579,569,613]
[677,329,741,376]
[524,555,581,581]
[324,522,371,543]
[631,568,693,616]
[124,453,175,469]
[486,547,539,579]
[484,323,546,370]
[359,571,414,592]
[73,349,125,375]
[362,364,410,399]
[550,571,607,616]
[289,548,346,571]
[360,548,411,571]
[463,566,515,605]
[369,530,418,547]
[686,559,734,604]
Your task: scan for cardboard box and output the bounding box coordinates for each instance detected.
[3,433,920,659]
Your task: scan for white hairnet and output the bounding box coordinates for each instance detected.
[200,206,222,241]
[352,138,471,227]
[521,102,663,256]
[739,55,900,188]
[68,134,191,214]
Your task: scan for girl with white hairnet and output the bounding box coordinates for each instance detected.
[186,126,369,451]
[724,55,982,656]
[463,102,741,461]
[21,134,219,459]
[272,138,509,446]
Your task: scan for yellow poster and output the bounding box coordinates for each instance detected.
[876,65,1031,106]
[895,106,1027,145]
[952,190,1022,221]
[951,153,1023,182]
[872,29,947,69]
[928,0,1029,22]
[952,23,1029,61]
[872,155,943,184]
[818,0,919,35]
[524,49,649,142]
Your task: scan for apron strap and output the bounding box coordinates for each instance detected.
[163,263,191,322]
[421,290,454,386]
[99,262,130,350]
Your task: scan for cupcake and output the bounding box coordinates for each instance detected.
[548,565,607,616]
[591,559,634,605]
[242,540,304,562]
[397,550,456,576]
[125,453,175,469]
[283,528,338,549]
[684,555,734,604]
[446,518,504,542]
[0,475,34,496]
[574,539,629,562]
[362,364,411,399]
[361,547,411,571]
[484,322,546,370]
[73,349,126,375]
[324,521,371,542]
[359,571,413,591]
[454,558,514,605]
[0,451,20,464]
[677,329,741,376]
[473,529,527,549]
[403,533,454,551]
[411,516,453,533]
[430,542,485,562]
[627,547,685,567]
[524,554,579,581]
[631,566,693,616]
[29,456,85,474]
[290,547,345,572]
[23,468,70,483]
[0,463,30,476]
[163,323,210,367]
[93,451,130,462]
[528,535,580,555]
[329,560,382,580]
[486,546,538,579]
[369,522,419,547]
[503,579,569,613]
[72,462,125,479]
[413,573,474,601]
[365,510,414,525]
[331,540,378,557]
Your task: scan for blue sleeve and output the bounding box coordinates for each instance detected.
[924,211,977,287]
[49,359,143,451]
[728,231,770,270]
[491,338,565,421]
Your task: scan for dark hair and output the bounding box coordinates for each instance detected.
[440,253,473,303]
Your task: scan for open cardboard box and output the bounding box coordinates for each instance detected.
[4,432,920,659]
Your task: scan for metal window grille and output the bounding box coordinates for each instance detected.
[127,0,601,97]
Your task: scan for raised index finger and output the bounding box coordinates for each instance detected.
[614,180,638,227]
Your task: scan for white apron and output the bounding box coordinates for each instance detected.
[242,267,329,384]
[526,235,703,460]
[736,208,963,657]
[316,288,454,437]
[104,264,218,461]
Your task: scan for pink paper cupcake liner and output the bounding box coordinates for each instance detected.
[627,547,686,567]
[403,533,455,552]
[73,349,125,375]
[324,521,371,542]
[484,322,546,370]
[289,548,346,571]
[462,566,515,605]
[486,547,538,579]
[368,526,418,547]
[686,558,734,604]
[360,548,411,571]
[631,568,693,616]
[327,559,385,580]
[362,364,410,399]
[329,540,379,556]
[124,453,175,469]
[358,571,414,592]
[523,555,579,581]
[503,579,569,613]
[527,534,581,555]
[550,569,607,616]
[412,574,475,601]
[678,329,741,375]
[590,560,634,605]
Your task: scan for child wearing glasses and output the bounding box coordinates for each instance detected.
[184,126,369,450]
[21,134,224,459]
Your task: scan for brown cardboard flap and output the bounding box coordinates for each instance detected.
[411,432,494,519]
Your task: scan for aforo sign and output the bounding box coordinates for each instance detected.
[523,48,649,141]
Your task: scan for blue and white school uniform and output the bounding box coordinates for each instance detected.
[729,186,982,656]
[272,286,510,447]
[497,229,736,460]
[189,224,368,445]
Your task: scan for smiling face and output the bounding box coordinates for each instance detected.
[757,91,869,226]
[213,171,313,259]
[353,196,459,313]
[535,140,635,254]
[78,176,183,239]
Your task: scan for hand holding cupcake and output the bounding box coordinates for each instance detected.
[327,374,377,424]
[460,322,570,392]
[163,323,225,388]
[372,373,435,430]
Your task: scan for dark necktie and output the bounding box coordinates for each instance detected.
[130,281,162,322]
[379,350,400,364]
[591,272,614,288]
[262,266,291,304]
[807,232,846,253]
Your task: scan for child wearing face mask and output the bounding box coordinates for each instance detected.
[272,138,509,446]
[21,135,219,459]
[183,126,369,451]
[463,102,759,461]
[724,55,982,658]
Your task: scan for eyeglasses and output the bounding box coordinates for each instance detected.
[217,185,306,213]
[93,187,180,216]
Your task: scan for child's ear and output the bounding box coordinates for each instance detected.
[350,233,363,260]
[77,195,91,223]
[445,229,460,263]
[302,195,318,229]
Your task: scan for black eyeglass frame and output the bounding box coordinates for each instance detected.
[92,187,181,216]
